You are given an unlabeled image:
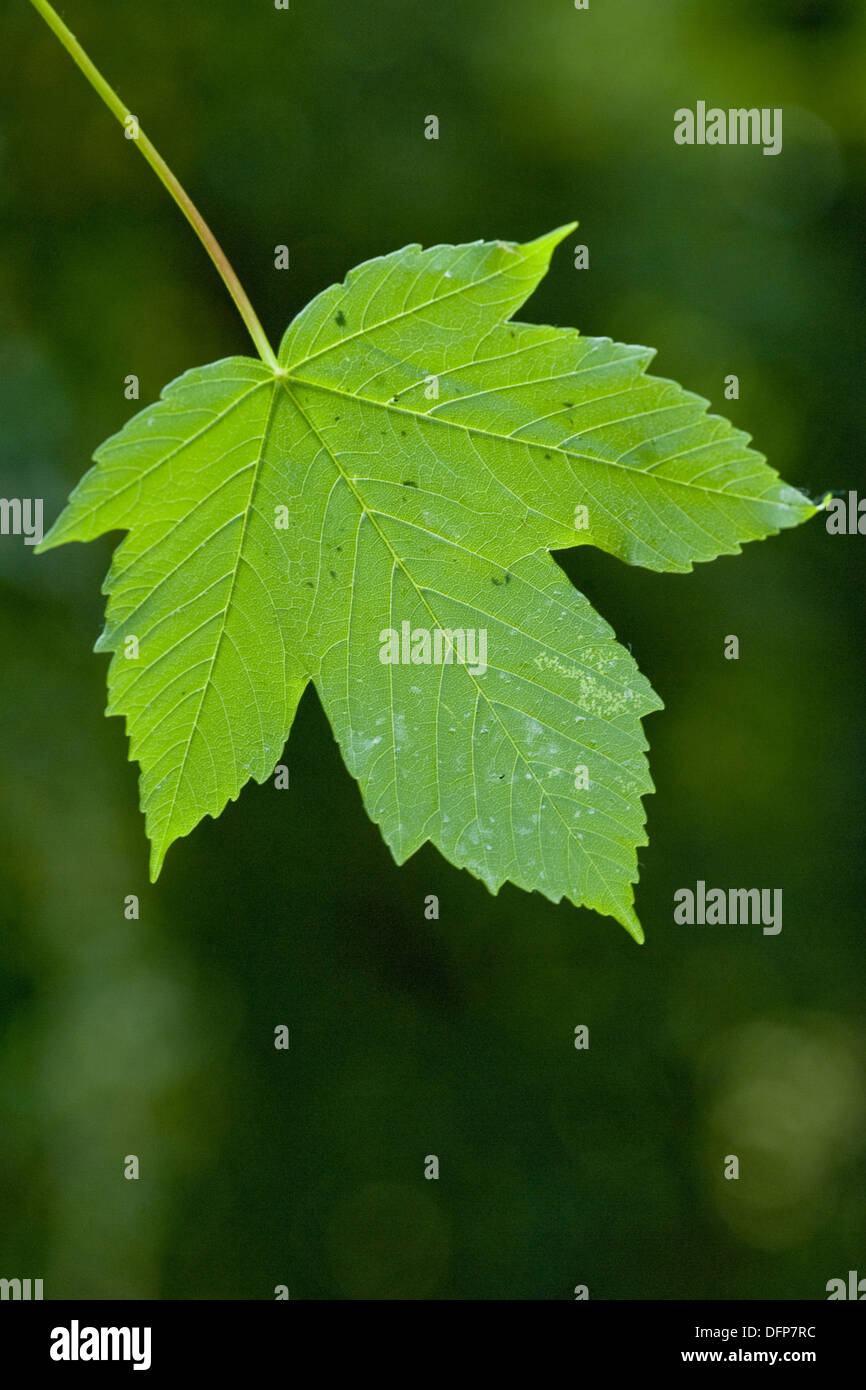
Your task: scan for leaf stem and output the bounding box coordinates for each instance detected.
[27,0,280,370]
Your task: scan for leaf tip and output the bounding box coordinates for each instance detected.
[527,222,579,257]
[148,841,167,884]
[619,907,645,945]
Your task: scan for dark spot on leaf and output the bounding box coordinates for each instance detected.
[403,479,417,487]
[400,429,407,436]
[492,575,503,586]
[544,453,551,459]
[335,310,346,326]
[329,569,337,578]
[504,572,512,584]
[562,401,574,408]
[303,580,314,588]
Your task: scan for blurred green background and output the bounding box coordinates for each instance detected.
[1,0,865,1300]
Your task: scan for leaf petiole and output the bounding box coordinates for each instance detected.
[27,0,280,370]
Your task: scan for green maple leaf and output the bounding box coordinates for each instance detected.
[38,225,816,939]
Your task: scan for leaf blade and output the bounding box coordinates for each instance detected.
[39,227,816,933]
[39,358,308,877]
[282,239,815,574]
